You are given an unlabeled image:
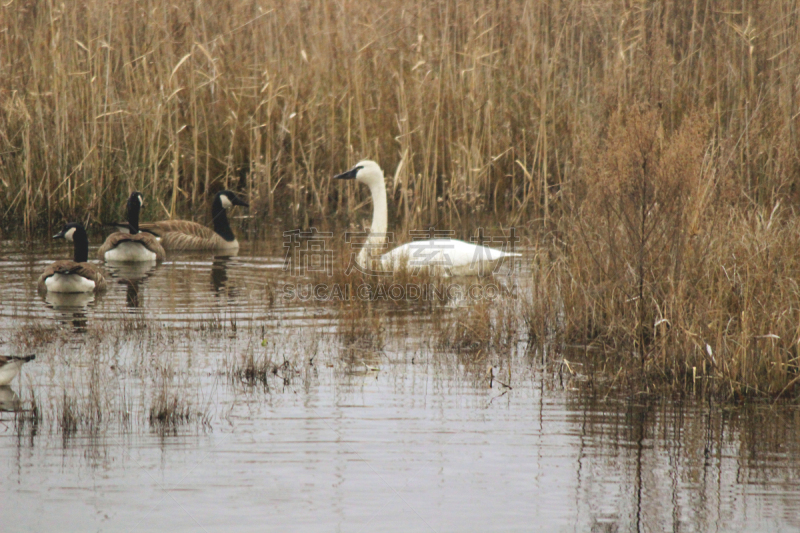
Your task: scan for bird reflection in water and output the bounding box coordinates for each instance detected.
[211,255,238,298]
[122,278,143,309]
[105,261,157,311]
[43,292,93,332]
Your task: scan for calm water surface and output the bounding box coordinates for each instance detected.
[1,239,799,532]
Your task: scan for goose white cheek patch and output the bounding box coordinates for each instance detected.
[220,195,233,209]
[64,227,77,241]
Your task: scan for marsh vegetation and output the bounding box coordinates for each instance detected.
[2,1,799,398]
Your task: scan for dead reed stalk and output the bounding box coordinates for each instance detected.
[528,102,800,399]
[1,1,796,240]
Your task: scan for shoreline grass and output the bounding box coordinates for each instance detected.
[524,106,800,400]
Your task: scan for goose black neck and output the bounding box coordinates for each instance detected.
[127,196,141,234]
[211,196,236,242]
[72,228,89,263]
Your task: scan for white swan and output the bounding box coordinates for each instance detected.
[334,160,521,276]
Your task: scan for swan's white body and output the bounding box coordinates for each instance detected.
[45,273,97,293]
[363,238,519,277]
[336,160,520,277]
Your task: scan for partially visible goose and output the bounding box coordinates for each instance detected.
[0,355,35,386]
[139,190,249,251]
[98,192,166,261]
[37,223,107,293]
[104,222,159,236]
[334,160,521,276]
[0,385,21,411]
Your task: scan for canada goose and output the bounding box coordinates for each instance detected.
[139,190,249,251]
[104,222,159,236]
[98,192,166,261]
[0,355,35,386]
[334,160,521,276]
[38,223,107,293]
[0,385,21,411]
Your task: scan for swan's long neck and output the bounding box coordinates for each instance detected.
[358,179,389,268]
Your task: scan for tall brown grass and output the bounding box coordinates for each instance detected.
[2,1,797,235]
[526,104,800,399]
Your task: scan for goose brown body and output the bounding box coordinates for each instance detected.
[99,192,166,261]
[37,260,107,294]
[38,223,106,294]
[138,220,239,251]
[138,191,249,251]
[97,232,166,260]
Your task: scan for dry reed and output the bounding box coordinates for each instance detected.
[526,105,800,399]
[2,1,796,236]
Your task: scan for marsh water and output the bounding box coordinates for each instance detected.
[2,237,800,532]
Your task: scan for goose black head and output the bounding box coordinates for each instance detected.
[217,190,249,209]
[128,191,144,210]
[53,222,87,242]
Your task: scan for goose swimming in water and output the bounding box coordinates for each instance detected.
[98,192,166,262]
[104,192,159,236]
[38,223,107,293]
[334,160,521,276]
[0,355,36,386]
[138,191,249,251]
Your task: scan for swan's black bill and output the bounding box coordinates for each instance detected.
[334,166,362,180]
